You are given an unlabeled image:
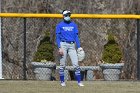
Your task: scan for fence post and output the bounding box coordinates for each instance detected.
[0,0,2,79]
[137,11,140,80]
[0,0,3,79]
[23,18,27,80]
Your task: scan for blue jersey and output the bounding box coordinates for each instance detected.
[56,21,80,48]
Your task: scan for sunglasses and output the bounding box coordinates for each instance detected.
[63,14,71,17]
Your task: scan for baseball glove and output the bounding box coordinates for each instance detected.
[77,47,85,62]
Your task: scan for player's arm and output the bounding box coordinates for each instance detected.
[56,24,64,55]
[56,24,61,48]
[74,23,85,61]
[74,24,81,48]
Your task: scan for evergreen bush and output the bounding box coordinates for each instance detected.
[33,32,54,62]
[102,33,123,64]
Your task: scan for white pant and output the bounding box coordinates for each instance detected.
[59,42,79,69]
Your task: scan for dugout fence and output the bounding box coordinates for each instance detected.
[0,13,140,81]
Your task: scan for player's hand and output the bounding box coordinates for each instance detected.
[58,48,64,56]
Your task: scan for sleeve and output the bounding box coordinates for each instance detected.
[74,24,81,48]
[56,24,61,48]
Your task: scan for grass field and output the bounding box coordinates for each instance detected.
[0,80,140,93]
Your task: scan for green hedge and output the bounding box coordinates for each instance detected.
[33,32,54,62]
[102,33,123,64]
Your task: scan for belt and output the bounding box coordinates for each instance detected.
[61,41,75,44]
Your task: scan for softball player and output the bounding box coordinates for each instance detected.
[56,10,84,86]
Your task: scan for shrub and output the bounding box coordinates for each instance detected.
[102,33,123,64]
[33,32,54,62]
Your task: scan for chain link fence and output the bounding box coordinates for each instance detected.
[1,17,138,81]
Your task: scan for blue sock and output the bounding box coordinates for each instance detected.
[59,67,64,83]
[75,67,81,83]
